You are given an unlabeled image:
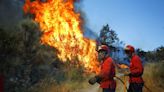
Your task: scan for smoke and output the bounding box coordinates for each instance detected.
[83,26,98,40]
[0,0,24,30]
[0,0,98,39]
[74,0,98,40]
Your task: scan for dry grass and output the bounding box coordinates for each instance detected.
[28,77,89,92]
[18,62,164,92]
[26,66,89,92]
[143,62,164,92]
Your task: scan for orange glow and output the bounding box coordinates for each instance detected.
[117,64,129,69]
[23,0,100,73]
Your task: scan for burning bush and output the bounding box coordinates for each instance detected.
[0,18,91,92]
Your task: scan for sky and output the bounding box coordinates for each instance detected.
[81,0,164,51]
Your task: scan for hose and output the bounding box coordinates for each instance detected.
[144,84,152,92]
[115,76,152,92]
[115,76,128,91]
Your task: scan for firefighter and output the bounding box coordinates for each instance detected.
[124,45,144,92]
[89,45,116,92]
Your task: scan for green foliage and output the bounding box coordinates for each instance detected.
[98,24,125,62]
[0,18,86,92]
[99,24,119,46]
[145,46,164,62]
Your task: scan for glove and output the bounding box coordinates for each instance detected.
[88,77,97,85]
[124,71,131,76]
[95,75,101,84]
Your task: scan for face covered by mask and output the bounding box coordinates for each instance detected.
[98,50,107,62]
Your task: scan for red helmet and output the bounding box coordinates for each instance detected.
[125,45,135,53]
[98,45,109,52]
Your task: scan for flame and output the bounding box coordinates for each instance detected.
[23,0,100,73]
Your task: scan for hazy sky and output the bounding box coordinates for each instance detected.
[82,0,164,51]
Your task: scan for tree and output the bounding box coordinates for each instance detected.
[98,24,126,62]
[99,24,119,46]
[155,46,164,61]
[145,46,164,62]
